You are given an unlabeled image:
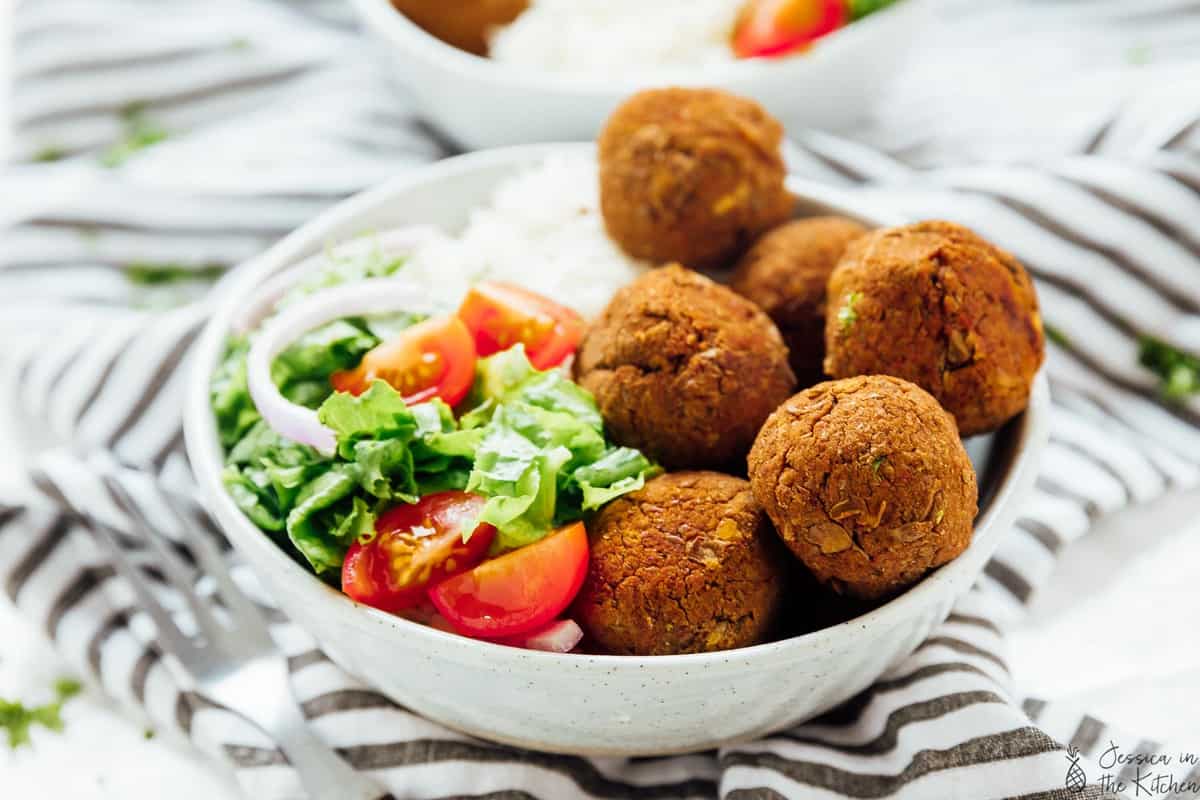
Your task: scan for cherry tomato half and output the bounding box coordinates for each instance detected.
[427,522,589,639]
[457,282,585,370]
[342,492,496,613]
[732,0,847,59]
[331,315,477,406]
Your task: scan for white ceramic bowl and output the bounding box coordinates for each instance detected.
[185,144,1048,756]
[348,0,934,150]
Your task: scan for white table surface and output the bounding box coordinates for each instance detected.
[2,1,1199,795]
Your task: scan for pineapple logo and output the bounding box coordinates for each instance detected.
[1065,745,1087,793]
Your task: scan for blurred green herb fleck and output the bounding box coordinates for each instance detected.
[33,146,67,163]
[1126,44,1152,66]
[125,262,226,286]
[837,292,860,332]
[1044,323,1070,348]
[849,0,900,21]
[0,677,83,749]
[871,455,887,476]
[230,36,252,50]
[101,104,169,167]
[78,226,102,247]
[1139,336,1200,401]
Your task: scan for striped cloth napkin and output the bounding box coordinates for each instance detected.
[3,0,1199,797]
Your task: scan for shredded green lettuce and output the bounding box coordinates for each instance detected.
[280,243,411,308]
[271,319,377,404]
[213,248,433,572]
[318,380,419,458]
[464,344,603,429]
[211,337,260,449]
[306,349,654,554]
[285,466,363,573]
[221,421,327,532]
[215,331,657,572]
[570,447,655,511]
[456,346,655,550]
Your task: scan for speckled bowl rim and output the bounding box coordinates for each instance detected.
[348,0,933,95]
[185,143,1050,675]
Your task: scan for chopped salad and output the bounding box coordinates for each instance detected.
[212,246,657,651]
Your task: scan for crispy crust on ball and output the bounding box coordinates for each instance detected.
[573,471,787,655]
[748,375,978,600]
[598,88,794,270]
[823,220,1045,436]
[575,264,796,469]
[731,216,869,387]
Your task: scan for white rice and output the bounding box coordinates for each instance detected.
[400,150,647,319]
[488,0,742,75]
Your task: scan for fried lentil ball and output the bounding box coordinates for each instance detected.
[748,375,978,600]
[575,264,796,470]
[823,220,1044,436]
[731,216,869,387]
[573,471,787,655]
[390,0,527,55]
[597,88,794,270]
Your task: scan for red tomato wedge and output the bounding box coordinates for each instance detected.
[330,315,476,406]
[428,522,589,639]
[342,492,496,613]
[457,282,584,370]
[732,0,847,59]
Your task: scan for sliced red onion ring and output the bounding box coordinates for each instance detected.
[233,226,443,334]
[503,619,584,653]
[246,278,441,455]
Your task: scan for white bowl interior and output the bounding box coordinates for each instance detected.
[185,143,1048,755]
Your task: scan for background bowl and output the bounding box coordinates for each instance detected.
[185,143,1048,756]
[348,0,934,150]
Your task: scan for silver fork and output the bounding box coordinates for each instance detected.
[85,476,395,800]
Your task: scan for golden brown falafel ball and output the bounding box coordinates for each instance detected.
[748,375,978,600]
[823,221,1044,436]
[576,264,796,470]
[731,216,869,387]
[391,0,527,55]
[597,88,794,270]
[573,471,787,655]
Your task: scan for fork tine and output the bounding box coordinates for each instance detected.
[85,515,205,666]
[159,488,274,646]
[104,476,229,646]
